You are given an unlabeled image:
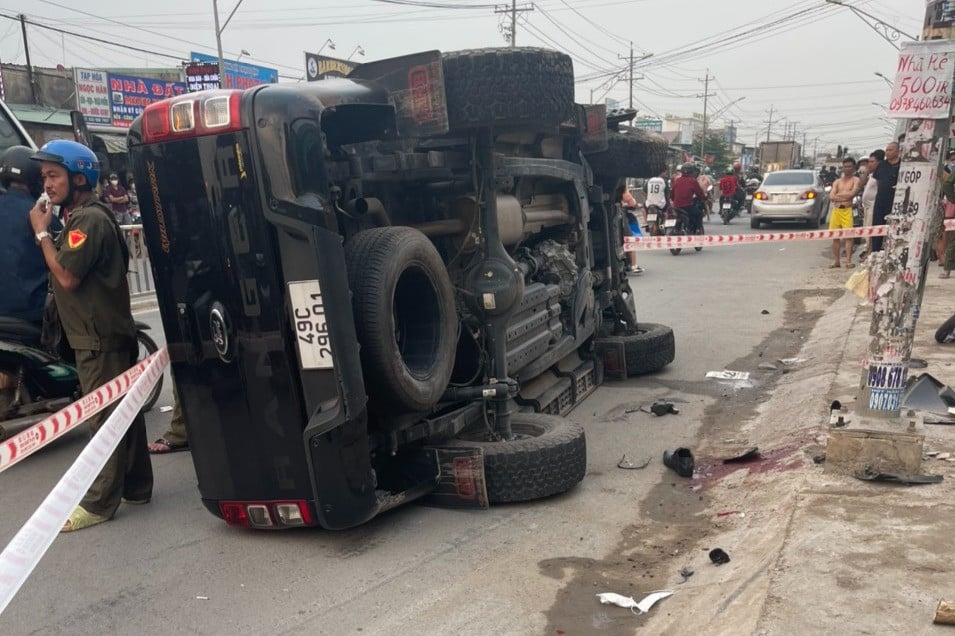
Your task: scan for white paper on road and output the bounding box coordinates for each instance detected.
[706,370,750,380]
[596,590,674,614]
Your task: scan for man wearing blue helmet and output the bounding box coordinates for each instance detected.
[28,139,153,532]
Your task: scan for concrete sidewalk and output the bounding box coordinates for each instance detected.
[642,265,955,635]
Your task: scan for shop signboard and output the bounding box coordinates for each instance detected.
[107,73,187,128]
[74,68,111,125]
[191,52,278,89]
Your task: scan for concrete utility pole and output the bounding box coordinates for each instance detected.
[764,104,775,142]
[18,14,37,105]
[495,2,533,47]
[857,23,955,421]
[617,42,645,110]
[698,69,716,160]
[213,0,245,88]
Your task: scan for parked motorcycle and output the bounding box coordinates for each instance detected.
[935,312,955,344]
[0,318,162,437]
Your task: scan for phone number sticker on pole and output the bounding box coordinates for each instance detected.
[888,40,954,119]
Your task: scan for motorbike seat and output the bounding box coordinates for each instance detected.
[0,317,42,342]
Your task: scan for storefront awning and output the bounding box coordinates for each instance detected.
[95,133,128,154]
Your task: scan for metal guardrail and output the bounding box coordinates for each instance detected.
[119,225,154,297]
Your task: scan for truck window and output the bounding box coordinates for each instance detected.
[288,118,326,196]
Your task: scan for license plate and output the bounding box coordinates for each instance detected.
[663,219,677,228]
[288,280,334,370]
[721,202,732,210]
[646,214,657,222]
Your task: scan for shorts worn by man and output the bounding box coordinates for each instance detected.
[29,140,152,533]
[828,157,861,268]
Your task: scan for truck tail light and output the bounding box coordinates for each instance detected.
[799,191,816,200]
[142,90,243,143]
[218,500,315,529]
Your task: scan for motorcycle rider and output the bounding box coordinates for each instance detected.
[718,166,739,213]
[644,167,669,234]
[732,162,746,211]
[671,163,707,234]
[0,145,60,332]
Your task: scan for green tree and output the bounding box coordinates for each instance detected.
[692,130,732,172]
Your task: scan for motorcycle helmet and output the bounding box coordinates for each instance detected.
[0,145,43,198]
[725,166,734,175]
[680,163,693,174]
[31,139,100,191]
[733,162,742,172]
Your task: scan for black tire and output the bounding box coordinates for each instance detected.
[345,227,458,412]
[442,48,574,130]
[693,226,704,252]
[750,216,761,229]
[596,322,675,376]
[136,331,162,413]
[585,129,669,180]
[935,313,955,344]
[666,226,683,256]
[445,413,586,503]
[808,214,820,229]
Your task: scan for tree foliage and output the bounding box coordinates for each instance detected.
[692,130,732,171]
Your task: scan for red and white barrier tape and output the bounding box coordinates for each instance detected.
[0,353,158,474]
[0,347,169,614]
[625,219,955,251]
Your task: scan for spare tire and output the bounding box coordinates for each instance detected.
[445,413,586,503]
[596,322,675,376]
[345,227,458,412]
[585,129,669,179]
[442,48,575,130]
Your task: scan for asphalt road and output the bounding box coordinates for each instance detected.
[0,216,835,635]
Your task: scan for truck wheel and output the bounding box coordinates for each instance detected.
[596,322,675,376]
[446,413,586,503]
[584,129,669,179]
[345,227,458,412]
[442,48,575,129]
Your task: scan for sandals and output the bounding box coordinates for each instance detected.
[148,437,189,454]
[61,506,110,533]
[829,262,841,269]
[941,272,951,279]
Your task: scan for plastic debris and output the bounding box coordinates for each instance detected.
[196,596,209,600]
[757,362,777,371]
[706,370,750,380]
[778,357,807,366]
[723,447,760,464]
[937,452,952,460]
[678,567,694,583]
[709,548,731,565]
[716,510,742,517]
[854,467,943,485]
[761,309,770,315]
[596,590,674,615]
[159,405,174,413]
[617,454,652,470]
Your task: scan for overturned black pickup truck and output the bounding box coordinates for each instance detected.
[128,47,673,530]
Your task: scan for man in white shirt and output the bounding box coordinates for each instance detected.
[645,168,669,211]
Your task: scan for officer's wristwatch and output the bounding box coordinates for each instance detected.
[34,231,50,245]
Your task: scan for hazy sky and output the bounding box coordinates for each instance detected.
[0,0,926,155]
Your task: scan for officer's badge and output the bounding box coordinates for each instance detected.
[67,229,87,249]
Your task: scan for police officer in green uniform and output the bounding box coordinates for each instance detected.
[28,140,153,532]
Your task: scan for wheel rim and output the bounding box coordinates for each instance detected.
[393,264,443,379]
